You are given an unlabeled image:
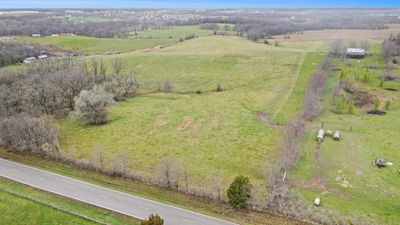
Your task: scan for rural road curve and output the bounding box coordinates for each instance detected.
[0,158,237,225]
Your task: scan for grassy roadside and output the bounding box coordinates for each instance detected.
[0,177,140,225]
[0,148,305,225]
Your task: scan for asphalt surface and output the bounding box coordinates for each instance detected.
[0,158,237,225]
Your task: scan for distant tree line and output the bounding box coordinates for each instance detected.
[0,16,130,38]
[0,8,397,40]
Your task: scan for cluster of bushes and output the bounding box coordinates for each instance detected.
[179,34,197,42]
[0,114,59,157]
[0,57,141,156]
[302,57,332,120]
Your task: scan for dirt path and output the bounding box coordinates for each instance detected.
[287,141,325,189]
[256,112,284,129]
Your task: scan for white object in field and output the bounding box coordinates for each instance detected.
[326,130,333,137]
[386,162,393,166]
[317,129,324,142]
[314,197,321,206]
[38,54,48,59]
[23,56,37,64]
[333,131,340,141]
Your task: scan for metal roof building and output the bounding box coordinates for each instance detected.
[346,48,366,59]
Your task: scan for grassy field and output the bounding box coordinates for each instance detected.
[18,35,177,55]
[0,177,140,225]
[289,42,400,223]
[0,149,304,225]
[57,36,312,204]
[131,25,214,39]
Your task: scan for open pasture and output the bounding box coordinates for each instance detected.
[58,36,314,203]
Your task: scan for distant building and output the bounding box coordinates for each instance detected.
[31,34,41,37]
[346,48,366,59]
[59,33,75,36]
[23,57,37,64]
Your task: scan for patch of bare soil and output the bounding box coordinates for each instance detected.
[177,116,193,131]
[191,120,204,134]
[257,112,269,124]
[149,116,168,134]
[136,45,164,53]
[256,112,283,129]
[353,90,375,108]
[208,116,220,129]
[288,142,326,189]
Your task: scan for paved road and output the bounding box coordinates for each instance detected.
[0,158,237,225]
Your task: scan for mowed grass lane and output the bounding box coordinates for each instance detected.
[58,36,306,204]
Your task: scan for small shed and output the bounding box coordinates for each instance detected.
[346,48,365,59]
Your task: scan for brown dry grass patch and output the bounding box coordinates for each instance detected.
[272,27,400,42]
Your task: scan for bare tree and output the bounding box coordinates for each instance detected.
[111,150,130,177]
[112,58,123,76]
[99,59,107,82]
[0,114,59,155]
[50,67,90,112]
[157,156,180,188]
[90,144,107,171]
[207,170,224,201]
[329,39,345,58]
[90,58,99,82]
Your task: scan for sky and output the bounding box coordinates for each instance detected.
[0,0,399,8]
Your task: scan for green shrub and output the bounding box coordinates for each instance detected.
[227,175,252,209]
[373,99,380,110]
[216,83,223,92]
[348,99,356,114]
[385,100,392,111]
[340,70,347,79]
[335,94,347,114]
[141,214,164,225]
[362,71,370,83]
